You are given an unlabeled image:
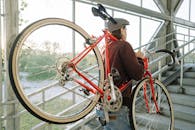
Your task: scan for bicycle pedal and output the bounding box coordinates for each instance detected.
[79,88,90,96]
[85,38,96,45]
[98,117,106,126]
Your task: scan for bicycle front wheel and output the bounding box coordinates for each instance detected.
[131,78,174,130]
[9,18,104,124]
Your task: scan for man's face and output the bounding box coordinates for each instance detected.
[121,26,127,41]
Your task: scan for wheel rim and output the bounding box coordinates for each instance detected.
[10,18,104,123]
[132,78,174,130]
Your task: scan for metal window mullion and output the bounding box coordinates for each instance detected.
[72,0,76,104]
[189,0,191,22]
[4,0,19,129]
[139,0,142,49]
[0,0,4,128]
[188,0,191,53]
[180,47,184,88]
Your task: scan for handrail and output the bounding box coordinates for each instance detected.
[31,96,95,130]
[175,38,195,52]
[1,32,195,130]
[58,34,195,129]
[134,32,176,50]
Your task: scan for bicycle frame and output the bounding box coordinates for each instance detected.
[8,5,174,125]
[143,58,160,113]
[68,29,129,98]
[141,48,176,113]
[68,28,163,113]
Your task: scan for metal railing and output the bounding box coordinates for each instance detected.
[27,32,195,129]
[0,32,195,130]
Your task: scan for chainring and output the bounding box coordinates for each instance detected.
[104,86,123,112]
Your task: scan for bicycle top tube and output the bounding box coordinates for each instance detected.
[66,29,119,97]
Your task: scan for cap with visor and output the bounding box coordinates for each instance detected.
[107,18,129,32]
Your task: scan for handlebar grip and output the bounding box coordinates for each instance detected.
[155,49,176,66]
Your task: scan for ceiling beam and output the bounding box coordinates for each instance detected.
[173,0,183,15]
[86,0,195,28]
[153,0,169,14]
[89,0,171,20]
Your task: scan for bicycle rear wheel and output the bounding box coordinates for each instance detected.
[131,78,174,130]
[9,18,104,124]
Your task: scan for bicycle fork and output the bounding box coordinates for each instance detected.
[143,77,160,113]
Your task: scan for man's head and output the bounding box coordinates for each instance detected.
[107,18,129,40]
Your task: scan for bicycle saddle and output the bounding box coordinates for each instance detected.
[92,4,117,24]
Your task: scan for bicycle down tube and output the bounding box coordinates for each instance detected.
[69,30,118,97]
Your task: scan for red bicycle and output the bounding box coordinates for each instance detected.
[9,4,174,130]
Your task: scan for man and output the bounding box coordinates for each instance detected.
[97,18,145,130]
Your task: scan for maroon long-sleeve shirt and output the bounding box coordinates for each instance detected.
[108,40,144,107]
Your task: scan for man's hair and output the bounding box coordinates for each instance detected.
[111,29,122,40]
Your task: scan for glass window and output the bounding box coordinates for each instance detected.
[176,26,189,35]
[176,0,189,20]
[190,0,195,22]
[19,0,72,31]
[75,2,104,36]
[175,26,189,46]
[190,30,195,40]
[142,0,160,12]
[141,18,161,45]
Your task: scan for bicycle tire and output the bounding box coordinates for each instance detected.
[131,77,174,130]
[9,18,104,124]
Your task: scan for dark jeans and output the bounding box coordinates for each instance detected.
[96,106,132,130]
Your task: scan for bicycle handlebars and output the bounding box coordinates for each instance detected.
[154,49,178,66]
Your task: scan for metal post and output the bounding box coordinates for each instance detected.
[158,41,162,80]
[0,1,6,130]
[188,0,191,54]
[4,0,19,129]
[139,0,142,49]
[72,0,76,104]
[0,0,3,128]
[180,47,184,93]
